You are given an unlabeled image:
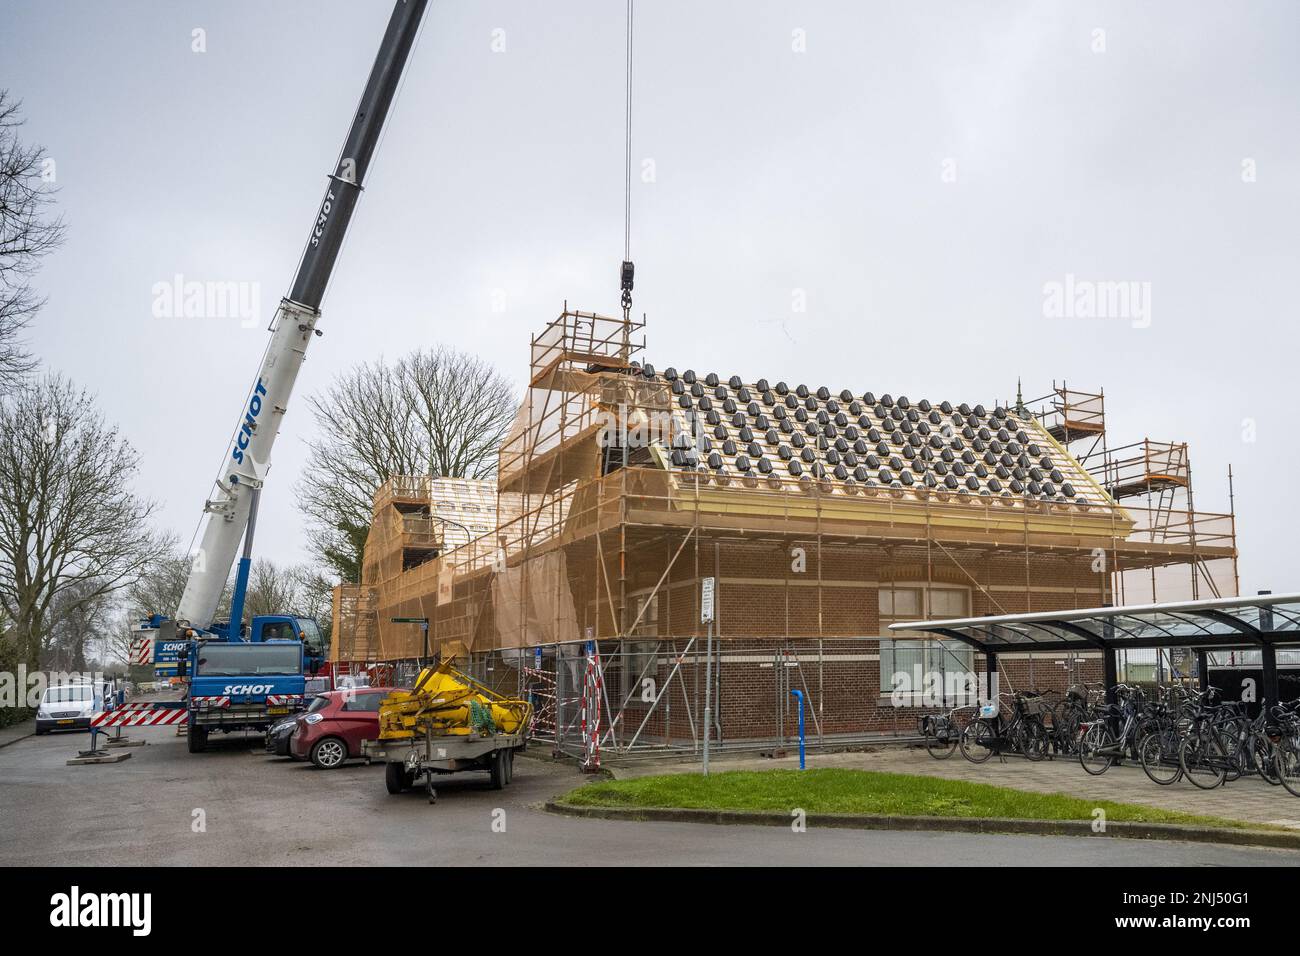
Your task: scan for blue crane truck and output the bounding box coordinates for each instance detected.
[182,623,317,753]
[142,0,428,756]
[145,612,327,752]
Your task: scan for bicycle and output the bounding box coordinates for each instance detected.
[1224,701,1283,785]
[1047,684,1092,757]
[1077,684,1151,776]
[919,707,967,760]
[1177,690,1240,790]
[1137,694,1184,786]
[1266,700,1300,797]
[959,691,1049,763]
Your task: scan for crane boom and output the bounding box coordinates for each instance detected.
[176,0,428,630]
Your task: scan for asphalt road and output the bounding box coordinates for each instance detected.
[1,727,1296,866]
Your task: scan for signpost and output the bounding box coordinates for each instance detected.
[701,577,715,775]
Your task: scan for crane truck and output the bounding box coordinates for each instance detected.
[140,0,430,753]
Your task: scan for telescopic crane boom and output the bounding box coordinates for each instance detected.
[175,0,428,634]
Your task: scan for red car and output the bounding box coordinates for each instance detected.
[290,687,406,769]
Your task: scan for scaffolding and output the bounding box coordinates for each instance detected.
[1026,383,1236,604]
[332,310,1239,758]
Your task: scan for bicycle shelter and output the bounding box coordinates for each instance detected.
[891,591,1300,708]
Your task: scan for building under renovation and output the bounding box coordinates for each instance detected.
[331,310,1238,761]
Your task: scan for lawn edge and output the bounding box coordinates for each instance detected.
[544,801,1300,851]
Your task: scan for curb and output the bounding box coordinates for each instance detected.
[544,802,1300,851]
[0,727,35,750]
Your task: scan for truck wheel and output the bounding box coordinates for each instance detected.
[311,737,347,769]
[504,748,514,785]
[187,724,208,753]
[489,749,506,790]
[384,761,412,794]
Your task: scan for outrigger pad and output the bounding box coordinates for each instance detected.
[66,751,133,766]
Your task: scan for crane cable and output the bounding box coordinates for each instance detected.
[619,0,635,319]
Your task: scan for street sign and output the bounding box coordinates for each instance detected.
[390,617,428,624]
[701,577,715,623]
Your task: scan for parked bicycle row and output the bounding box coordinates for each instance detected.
[918,683,1300,796]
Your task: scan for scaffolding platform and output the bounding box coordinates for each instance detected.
[1030,384,1106,446]
[1096,439,1191,500]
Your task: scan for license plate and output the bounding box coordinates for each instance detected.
[57,719,74,725]
[267,707,290,715]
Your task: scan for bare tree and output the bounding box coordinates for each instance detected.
[97,545,221,672]
[44,579,114,671]
[0,92,66,391]
[296,346,517,582]
[0,374,167,672]
[124,545,200,623]
[241,560,334,646]
[243,559,299,620]
[98,617,140,672]
[292,564,335,648]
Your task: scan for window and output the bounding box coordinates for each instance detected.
[878,585,974,702]
[297,617,326,656]
[629,594,659,637]
[195,643,301,677]
[344,692,386,712]
[258,621,296,642]
[43,685,92,704]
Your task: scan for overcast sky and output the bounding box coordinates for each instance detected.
[3,0,1297,595]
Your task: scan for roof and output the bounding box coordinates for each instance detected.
[889,592,1300,652]
[650,368,1115,508]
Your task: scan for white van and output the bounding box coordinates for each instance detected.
[35,682,105,734]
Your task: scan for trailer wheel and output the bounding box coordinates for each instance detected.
[489,749,506,790]
[187,723,208,753]
[384,761,413,795]
[504,748,514,785]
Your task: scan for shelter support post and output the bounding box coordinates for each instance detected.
[1260,595,1278,707]
[1102,613,1118,705]
[1261,643,1279,709]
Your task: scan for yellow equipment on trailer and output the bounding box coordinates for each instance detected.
[365,661,532,804]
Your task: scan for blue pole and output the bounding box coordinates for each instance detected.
[226,488,261,642]
[789,689,806,770]
[226,555,252,641]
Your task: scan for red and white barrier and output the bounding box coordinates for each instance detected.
[581,648,603,771]
[91,706,188,728]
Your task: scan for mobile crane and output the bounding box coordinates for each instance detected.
[140,0,430,752]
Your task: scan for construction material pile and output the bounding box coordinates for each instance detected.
[378,661,531,740]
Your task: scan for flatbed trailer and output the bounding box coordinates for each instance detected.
[363,732,527,804]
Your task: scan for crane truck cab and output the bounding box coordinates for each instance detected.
[184,628,314,754]
[136,612,327,753]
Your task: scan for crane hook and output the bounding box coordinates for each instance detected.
[620,259,634,317]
